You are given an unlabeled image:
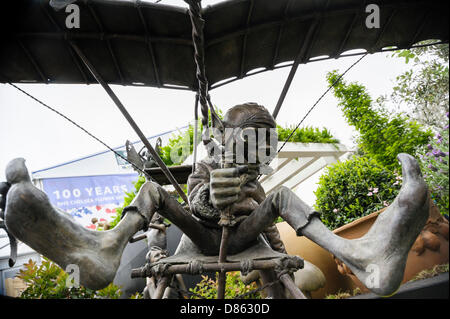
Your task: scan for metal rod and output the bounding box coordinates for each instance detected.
[217,226,230,299]
[192,94,199,173]
[272,18,319,119]
[17,39,47,83]
[154,276,171,299]
[336,13,358,56]
[279,273,307,299]
[371,9,397,52]
[407,10,430,48]
[271,0,293,67]
[335,0,366,56]
[106,40,125,85]
[136,0,162,87]
[17,32,193,46]
[129,233,147,243]
[70,41,189,204]
[87,2,124,85]
[66,44,90,85]
[132,258,303,277]
[239,0,254,78]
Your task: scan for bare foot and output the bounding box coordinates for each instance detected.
[336,153,429,296]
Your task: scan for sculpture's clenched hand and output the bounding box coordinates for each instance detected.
[209,166,247,210]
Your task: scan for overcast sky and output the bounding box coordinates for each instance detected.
[0,0,413,205]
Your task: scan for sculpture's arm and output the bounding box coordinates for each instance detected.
[187,160,221,222]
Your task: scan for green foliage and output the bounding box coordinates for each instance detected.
[129,292,144,299]
[17,257,122,299]
[417,122,449,216]
[327,70,432,170]
[189,272,261,299]
[276,125,339,144]
[159,124,198,167]
[314,156,402,230]
[158,107,340,167]
[109,175,147,229]
[325,288,362,299]
[159,108,224,167]
[389,42,449,130]
[409,263,449,282]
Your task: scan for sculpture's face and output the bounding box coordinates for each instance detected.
[228,126,278,165]
[220,103,278,166]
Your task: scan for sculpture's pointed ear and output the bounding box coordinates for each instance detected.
[6,158,30,184]
[126,140,144,171]
[0,181,11,218]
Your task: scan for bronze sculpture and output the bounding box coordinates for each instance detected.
[2,102,429,298]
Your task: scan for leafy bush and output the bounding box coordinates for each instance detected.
[189,272,261,299]
[160,124,198,167]
[276,125,339,144]
[17,257,122,299]
[109,175,147,229]
[160,108,224,167]
[158,117,340,167]
[389,43,449,131]
[314,156,402,230]
[327,70,432,170]
[417,120,449,216]
[129,292,144,299]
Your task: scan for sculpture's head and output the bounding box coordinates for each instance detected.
[222,103,276,130]
[219,103,278,166]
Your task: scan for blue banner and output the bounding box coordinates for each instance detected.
[42,174,139,210]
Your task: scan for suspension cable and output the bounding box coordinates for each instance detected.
[7,82,149,177]
[277,53,368,154]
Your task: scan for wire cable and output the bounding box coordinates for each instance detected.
[7,82,148,177]
[277,53,368,154]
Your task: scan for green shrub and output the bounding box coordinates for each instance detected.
[159,118,340,167]
[160,124,198,167]
[417,121,449,216]
[314,156,402,230]
[189,272,261,299]
[276,125,339,144]
[327,70,432,170]
[109,175,147,229]
[17,257,122,299]
[129,292,144,299]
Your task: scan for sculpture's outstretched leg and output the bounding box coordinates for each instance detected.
[3,158,218,290]
[234,153,429,296]
[3,158,151,290]
[299,154,429,296]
